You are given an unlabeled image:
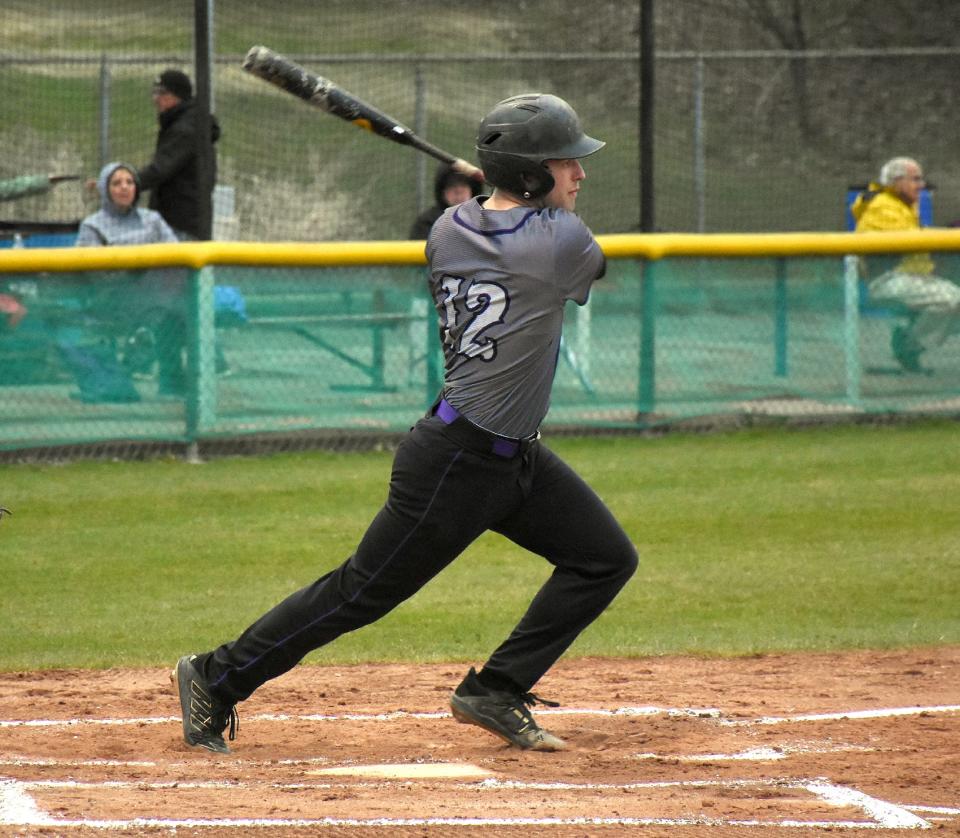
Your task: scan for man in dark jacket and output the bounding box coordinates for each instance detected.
[139,69,220,240]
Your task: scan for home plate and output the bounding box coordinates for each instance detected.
[309,762,494,779]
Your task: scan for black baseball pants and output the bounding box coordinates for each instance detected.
[202,413,638,704]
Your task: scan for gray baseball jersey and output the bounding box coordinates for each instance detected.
[426,196,605,438]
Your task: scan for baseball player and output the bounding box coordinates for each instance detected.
[173,93,638,754]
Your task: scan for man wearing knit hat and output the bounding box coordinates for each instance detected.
[138,68,221,240]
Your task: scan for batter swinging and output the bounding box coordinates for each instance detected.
[173,93,638,754]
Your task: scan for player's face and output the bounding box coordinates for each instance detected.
[108,168,137,210]
[543,158,585,212]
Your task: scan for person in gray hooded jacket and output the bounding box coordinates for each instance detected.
[68,162,186,401]
[76,162,177,246]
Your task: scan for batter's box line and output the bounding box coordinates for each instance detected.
[634,741,877,762]
[718,704,960,727]
[0,705,704,728]
[0,776,933,830]
[2,703,958,729]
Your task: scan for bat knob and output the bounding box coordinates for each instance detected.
[242,45,273,72]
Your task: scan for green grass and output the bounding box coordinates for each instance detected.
[1,421,958,671]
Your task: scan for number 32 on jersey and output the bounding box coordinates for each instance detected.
[438,275,509,362]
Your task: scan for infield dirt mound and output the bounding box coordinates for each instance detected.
[0,648,958,836]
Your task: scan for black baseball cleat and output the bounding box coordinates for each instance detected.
[171,654,238,754]
[449,667,565,751]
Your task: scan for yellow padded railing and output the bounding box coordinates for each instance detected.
[3,229,960,273]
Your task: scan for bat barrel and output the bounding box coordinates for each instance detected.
[241,46,484,182]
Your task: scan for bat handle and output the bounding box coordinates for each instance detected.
[449,158,484,182]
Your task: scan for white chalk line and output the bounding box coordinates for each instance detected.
[0,755,334,768]
[720,704,960,727]
[4,777,873,792]
[2,702,957,730]
[908,805,960,815]
[0,775,937,830]
[805,780,930,829]
[0,779,51,826]
[635,741,877,762]
[0,706,677,728]
[0,741,873,769]
[1,705,953,830]
[0,815,910,829]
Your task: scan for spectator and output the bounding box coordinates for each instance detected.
[851,156,960,372]
[76,162,177,246]
[1,173,79,364]
[0,173,78,203]
[408,163,483,240]
[138,69,220,241]
[69,162,185,401]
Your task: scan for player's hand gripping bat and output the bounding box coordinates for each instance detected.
[242,46,483,182]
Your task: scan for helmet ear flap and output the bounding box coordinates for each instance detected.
[477,152,554,201]
[518,165,554,201]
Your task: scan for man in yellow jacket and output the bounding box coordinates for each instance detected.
[851,157,960,372]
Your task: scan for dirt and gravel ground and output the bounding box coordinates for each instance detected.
[1,648,958,836]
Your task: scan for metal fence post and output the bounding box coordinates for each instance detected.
[638,259,657,415]
[97,53,111,170]
[843,255,861,405]
[414,64,427,216]
[185,267,217,449]
[694,54,706,233]
[774,257,788,377]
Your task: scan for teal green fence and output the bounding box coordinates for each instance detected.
[3,243,959,457]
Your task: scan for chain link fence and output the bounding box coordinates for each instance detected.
[2,1,959,459]
[3,1,960,241]
[3,243,959,460]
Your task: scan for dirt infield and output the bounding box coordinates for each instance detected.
[1,648,958,836]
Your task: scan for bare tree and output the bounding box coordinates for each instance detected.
[741,0,872,140]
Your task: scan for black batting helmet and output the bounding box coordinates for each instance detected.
[476,93,604,200]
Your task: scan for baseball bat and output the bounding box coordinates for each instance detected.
[242,46,483,182]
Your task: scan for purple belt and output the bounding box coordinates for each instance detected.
[435,399,538,459]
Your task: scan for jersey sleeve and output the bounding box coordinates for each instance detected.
[553,212,605,305]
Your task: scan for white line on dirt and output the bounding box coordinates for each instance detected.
[804,780,930,829]
[0,779,54,826]
[0,776,934,830]
[0,705,699,728]
[634,741,876,762]
[0,756,332,768]
[636,746,792,762]
[907,805,960,815]
[3,703,956,729]
[720,704,960,726]
[0,815,897,829]
[5,777,804,792]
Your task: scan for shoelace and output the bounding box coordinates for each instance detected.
[506,691,560,738]
[216,705,240,742]
[517,691,559,709]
